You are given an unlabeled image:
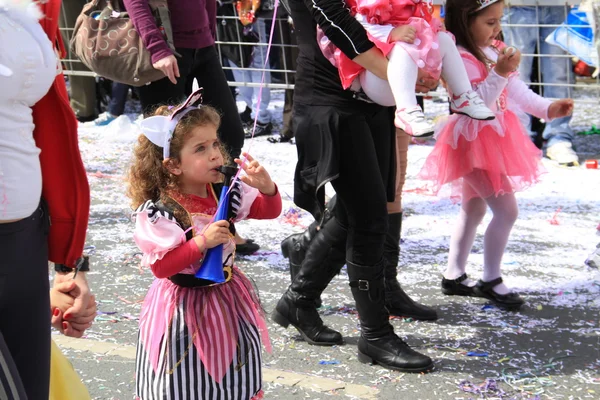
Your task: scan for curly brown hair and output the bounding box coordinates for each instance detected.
[445,0,504,65]
[127,104,223,210]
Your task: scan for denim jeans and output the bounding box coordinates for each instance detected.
[229,18,272,124]
[502,6,575,146]
[108,82,130,116]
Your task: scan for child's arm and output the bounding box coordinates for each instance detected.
[247,185,282,220]
[149,240,203,278]
[462,56,508,108]
[149,220,231,278]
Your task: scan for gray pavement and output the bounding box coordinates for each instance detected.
[60,97,600,399]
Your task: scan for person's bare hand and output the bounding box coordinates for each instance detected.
[153,55,180,84]
[415,69,438,93]
[198,220,232,250]
[235,152,276,196]
[390,25,417,44]
[548,99,574,119]
[51,276,97,338]
[54,272,94,334]
[494,47,521,78]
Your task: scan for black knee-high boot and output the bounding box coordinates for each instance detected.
[347,261,434,372]
[272,218,346,345]
[384,213,438,320]
[280,197,337,306]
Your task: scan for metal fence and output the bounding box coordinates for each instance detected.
[59,0,599,102]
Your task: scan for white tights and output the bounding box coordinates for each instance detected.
[443,183,519,295]
[360,31,472,108]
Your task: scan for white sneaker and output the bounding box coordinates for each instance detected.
[394,106,435,137]
[450,91,495,121]
[546,141,579,166]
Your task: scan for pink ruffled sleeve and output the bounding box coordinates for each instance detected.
[133,211,186,267]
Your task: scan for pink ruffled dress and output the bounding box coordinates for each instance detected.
[319,0,443,89]
[133,183,281,400]
[419,42,550,202]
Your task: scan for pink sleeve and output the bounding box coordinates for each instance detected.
[247,184,283,220]
[123,0,173,64]
[133,212,185,266]
[507,76,552,121]
[150,240,203,278]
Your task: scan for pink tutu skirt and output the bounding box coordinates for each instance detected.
[419,109,545,203]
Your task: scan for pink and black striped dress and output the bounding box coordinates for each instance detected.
[132,182,281,400]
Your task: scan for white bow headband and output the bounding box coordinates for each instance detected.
[138,89,204,159]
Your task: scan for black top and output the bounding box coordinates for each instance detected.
[289,0,376,107]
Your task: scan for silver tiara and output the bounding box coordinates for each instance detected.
[475,0,500,11]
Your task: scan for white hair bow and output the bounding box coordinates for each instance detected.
[138,88,203,159]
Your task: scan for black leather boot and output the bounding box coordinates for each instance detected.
[384,213,438,321]
[272,218,346,346]
[348,261,434,372]
[280,222,317,282]
[280,197,338,307]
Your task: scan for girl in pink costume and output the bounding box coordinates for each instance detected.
[319,0,495,137]
[419,0,573,310]
[128,90,282,399]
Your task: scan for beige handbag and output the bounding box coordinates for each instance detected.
[70,0,176,86]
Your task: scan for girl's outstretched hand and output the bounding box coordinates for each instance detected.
[234,152,276,196]
[548,99,574,119]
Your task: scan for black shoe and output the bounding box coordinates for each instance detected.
[474,278,524,311]
[385,283,438,321]
[441,273,478,297]
[245,121,272,138]
[236,240,260,255]
[357,330,434,373]
[267,135,294,144]
[76,114,97,123]
[239,106,252,124]
[272,294,343,346]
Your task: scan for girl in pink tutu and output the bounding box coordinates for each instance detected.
[127,90,281,399]
[420,0,573,310]
[319,0,495,137]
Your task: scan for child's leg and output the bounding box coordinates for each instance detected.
[386,45,434,136]
[387,45,419,109]
[444,191,487,286]
[482,193,519,294]
[437,31,472,96]
[437,32,495,121]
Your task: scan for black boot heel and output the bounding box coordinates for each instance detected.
[357,351,374,365]
[271,309,290,328]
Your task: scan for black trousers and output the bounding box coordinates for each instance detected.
[294,104,395,267]
[0,203,51,400]
[137,45,245,159]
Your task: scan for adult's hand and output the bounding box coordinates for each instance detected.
[153,55,180,84]
[415,69,438,93]
[51,294,96,338]
[53,272,96,337]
